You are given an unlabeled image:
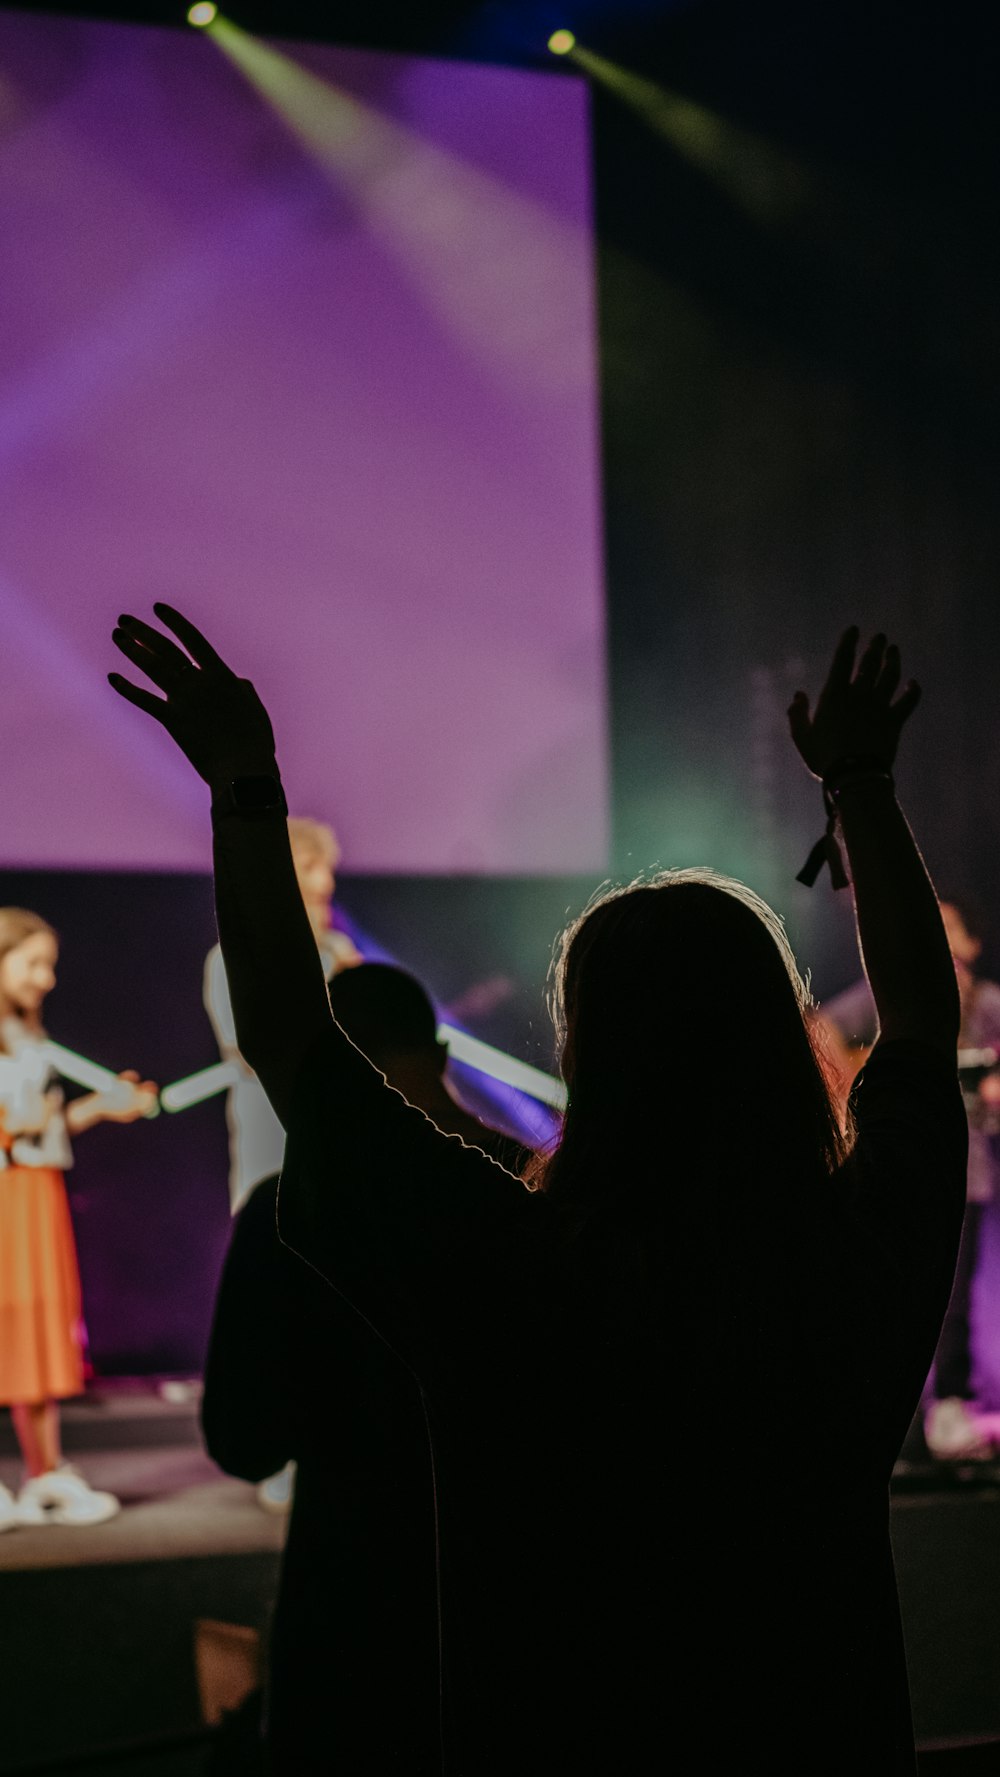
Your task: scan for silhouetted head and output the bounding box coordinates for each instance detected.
[527,869,847,1208]
[329,962,443,1077]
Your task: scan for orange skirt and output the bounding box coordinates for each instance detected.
[0,1167,85,1404]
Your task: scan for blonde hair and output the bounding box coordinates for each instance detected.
[288,816,341,869]
[0,908,57,1048]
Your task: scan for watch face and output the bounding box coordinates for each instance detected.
[232,776,283,811]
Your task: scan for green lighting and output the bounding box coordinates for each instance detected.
[548,29,576,56]
[188,3,218,26]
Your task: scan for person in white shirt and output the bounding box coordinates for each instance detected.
[203,817,360,1513]
[203,817,360,1217]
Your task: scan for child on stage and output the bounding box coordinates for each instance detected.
[0,908,157,1528]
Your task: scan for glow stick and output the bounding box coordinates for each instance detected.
[160,1060,241,1112]
[160,1033,566,1113]
[42,1041,160,1117]
[437,1024,566,1111]
[959,1047,1000,1070]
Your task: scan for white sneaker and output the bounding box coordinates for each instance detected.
[18,1465,121,1527]
[0,1481,20,1532]
[256,1461,295,1515]
[924,1397,993,1462]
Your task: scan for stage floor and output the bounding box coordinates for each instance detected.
[4,1384,1000,1772]
[0,1383,285,1573]
[0,1385,283,1776]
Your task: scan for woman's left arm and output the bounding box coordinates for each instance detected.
[110,605,334,1126]
[211,804,333,1124]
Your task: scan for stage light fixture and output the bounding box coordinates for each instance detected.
[188,2,218,25]
[548,29,576,55]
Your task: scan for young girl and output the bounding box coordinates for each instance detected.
[0,907,157,1529]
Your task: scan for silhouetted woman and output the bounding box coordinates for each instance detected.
[110,612,965,1775]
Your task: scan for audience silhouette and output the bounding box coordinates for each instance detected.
[111,612,967,1774]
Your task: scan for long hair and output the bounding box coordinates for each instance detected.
[525,869,851,1210]
[0,907,57,1048]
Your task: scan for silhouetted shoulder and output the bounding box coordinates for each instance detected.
[277,1023,536,1358]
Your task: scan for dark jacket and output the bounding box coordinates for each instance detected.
[203,1116,524,1775]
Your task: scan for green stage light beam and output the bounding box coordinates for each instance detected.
[43,1041,161,1116]
[161,1029,566,1114]
[188,2,218,25]
[199,18,588,395]
[571,45,808,223]
[548,30,577,56]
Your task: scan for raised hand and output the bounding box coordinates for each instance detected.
[109,605,278,788]
[787,628,921,782]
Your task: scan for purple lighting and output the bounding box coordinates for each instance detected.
[0,14,607,875]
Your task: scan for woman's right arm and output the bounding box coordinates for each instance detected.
[836,778,958,1051]
[789,629,959,1054]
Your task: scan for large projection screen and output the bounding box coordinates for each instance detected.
[0,12,606,873]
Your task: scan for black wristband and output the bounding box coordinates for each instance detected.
[822,755,894,796]
[796,789,851,892]
[797,759,895,890]
[211,774,288,824]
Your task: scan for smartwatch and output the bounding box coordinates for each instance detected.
[211,774,289,823]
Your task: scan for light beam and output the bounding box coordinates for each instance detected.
[197,19,590,394]
[571,46,808,223]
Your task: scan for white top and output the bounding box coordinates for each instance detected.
[0,1019,73,1171]
[203,935,357,1213]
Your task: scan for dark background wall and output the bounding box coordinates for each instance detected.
[593,0,1000,984]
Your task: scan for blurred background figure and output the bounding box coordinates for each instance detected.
[204,816,361,1221]
[817,898,1000,1461]
[0,907,156,1528]
[204,816,360,1512]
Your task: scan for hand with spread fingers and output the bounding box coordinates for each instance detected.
[787,627,922,781]
[109,604,278,787]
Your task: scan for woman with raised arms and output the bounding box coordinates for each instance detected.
[110,609,964,1775]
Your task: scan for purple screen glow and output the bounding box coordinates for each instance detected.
[0,14,606,872]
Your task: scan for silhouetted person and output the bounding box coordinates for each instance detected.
[202,964,526,1774]
[112,610,966,1775]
